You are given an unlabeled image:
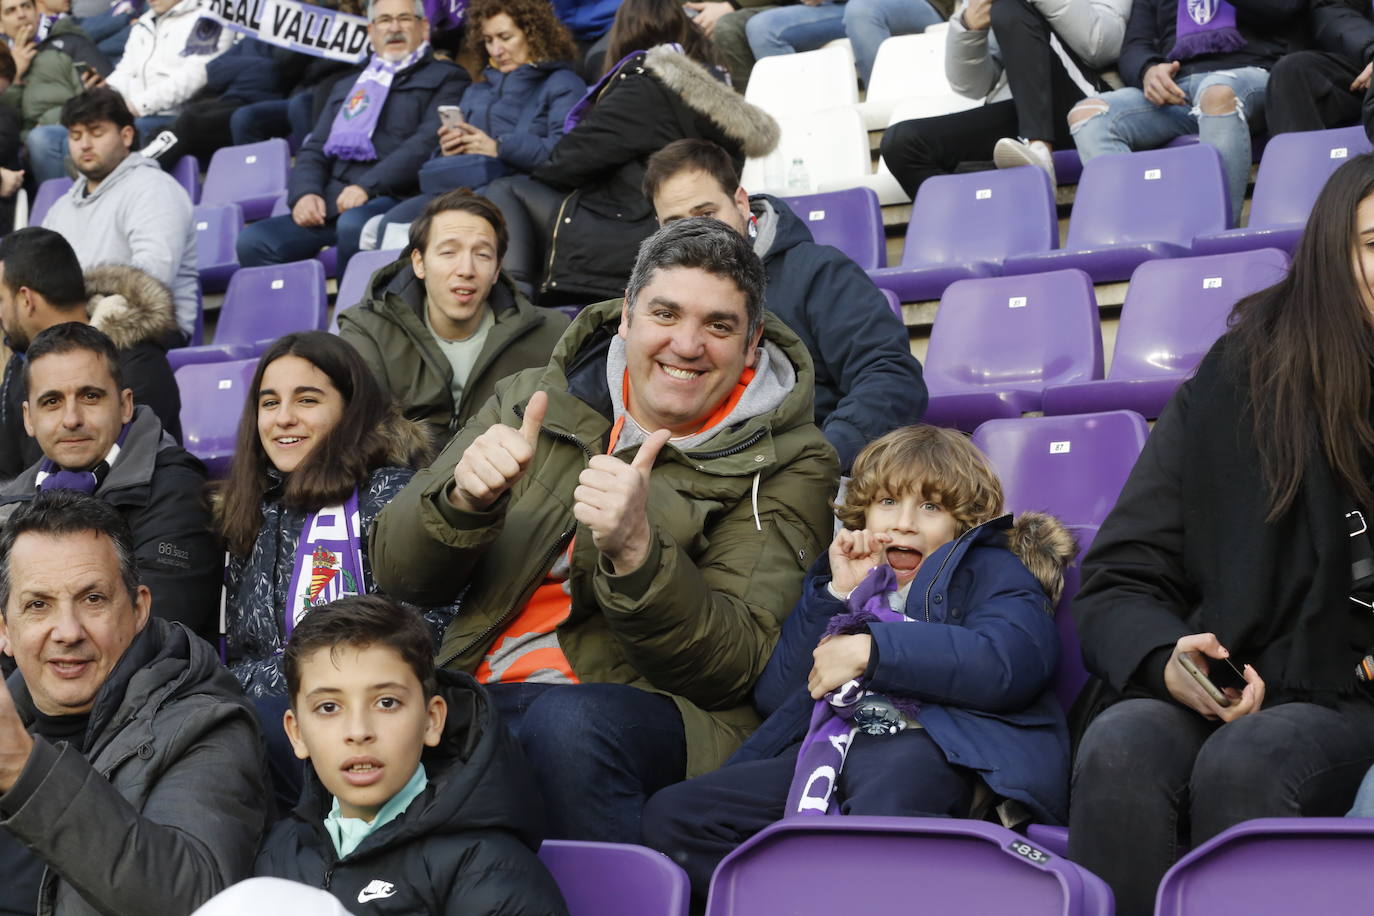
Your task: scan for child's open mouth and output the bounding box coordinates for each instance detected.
[886,546,923,573]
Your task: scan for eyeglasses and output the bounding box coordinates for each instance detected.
[371,13,419,27]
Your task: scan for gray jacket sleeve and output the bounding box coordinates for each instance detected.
[0,708,267,916]
[945,7,1007,101]
[1029,0,1131,69]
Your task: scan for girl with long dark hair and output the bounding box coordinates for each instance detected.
[1068,153,1374,916]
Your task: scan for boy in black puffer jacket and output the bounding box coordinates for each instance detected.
[255,594,569,916]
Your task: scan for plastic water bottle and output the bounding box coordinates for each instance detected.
[786,157,811,194]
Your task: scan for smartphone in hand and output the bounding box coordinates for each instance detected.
[439,106,465,130]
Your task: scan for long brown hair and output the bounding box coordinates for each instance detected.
[603,0,717,75]
[1229,153,1374,520]
[215,332,420,557]
[464,0,577,77]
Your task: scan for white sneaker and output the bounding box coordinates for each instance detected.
[993,137,1057,185]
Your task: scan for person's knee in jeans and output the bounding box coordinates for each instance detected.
[1194,79,1254,221]
[1067,95,1115,161]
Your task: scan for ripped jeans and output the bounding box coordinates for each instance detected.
[1070,67,1270,224]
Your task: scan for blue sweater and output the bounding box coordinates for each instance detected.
[736,517,1070,825]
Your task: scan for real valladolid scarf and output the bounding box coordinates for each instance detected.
[786,565,922,816]
[323,41,431,161]
[1168,0,1244,61]
[284,489,365,638]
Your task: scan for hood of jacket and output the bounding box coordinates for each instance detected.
[84,264,180,351]
[907,512,1077,614]
[288,669,547,857]
[642,45,778,159]
[749,194,813,264]
[63,152,162,207]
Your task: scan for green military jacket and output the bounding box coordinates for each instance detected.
[1,18,85,135]
[369,297,840,775]
[338,258,569,441]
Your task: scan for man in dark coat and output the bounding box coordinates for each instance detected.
[0,490,267,916]
[0,323,219,641]
[235,0,470,273]
[0,228,182,480]
[644,139,928,472]
[1265,0,1374,138]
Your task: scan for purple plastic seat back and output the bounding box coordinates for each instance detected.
[175,358,258,478]
[200,139,290,222]
[537,840,689,916]
[1051,524,1098,711]
[925,269,1102,398]
[192,203,244,283]
[971,410,1149,528]
[1111,248,1289,379]
[705,816,1113,915]
[878,287,900,317]
[1066,144,1230,248]
[1246,126,1373,228]
[170,154,201,204]
[30,177,73,227]
[216,260,328,346]
[1156,818,1374,914]
[901,166,1057,268]
[776,187,886,269]
[335,248,404,316]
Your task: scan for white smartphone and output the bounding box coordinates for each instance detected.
[438,105,465,129]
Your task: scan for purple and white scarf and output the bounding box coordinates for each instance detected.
[323,41,430,162]
[35,421,131,494]
[1168,0,1244,62]
[283,489,365,638]
[785,564,922,816]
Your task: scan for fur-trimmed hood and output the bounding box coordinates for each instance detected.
[1006,511,1078,606]
[643,45,779,158]
[377,408,436,469]
[84,264,180,351]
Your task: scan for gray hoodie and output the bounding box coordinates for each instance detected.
[42,153,197,339]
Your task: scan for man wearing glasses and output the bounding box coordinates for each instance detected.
[236,0,469,274]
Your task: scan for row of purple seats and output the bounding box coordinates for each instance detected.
[170,259,328,372]
[920,248,1289,432]
[858,126,1357,304]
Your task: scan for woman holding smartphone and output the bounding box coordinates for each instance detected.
[1067,154,1374,916]
[371,0,586,248]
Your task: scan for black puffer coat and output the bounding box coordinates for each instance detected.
[255,670,569,916]
[529,45,778,300]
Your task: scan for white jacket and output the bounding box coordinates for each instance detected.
[106,0,235,116]
[945,0,1131,103]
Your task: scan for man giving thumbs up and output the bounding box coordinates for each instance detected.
[370,218,839,844]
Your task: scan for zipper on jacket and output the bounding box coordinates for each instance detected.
[540,192,575,294]
[436,416,595,668]
[685,428,767,462]
[921,528,974,623]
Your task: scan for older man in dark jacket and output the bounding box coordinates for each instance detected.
[235,0,470,272]
[0,490,267,916]
[644,139,927,472]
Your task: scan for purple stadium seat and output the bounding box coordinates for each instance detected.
[776,187,886,270]
[1193,126,1373,256]
[538,840,689,916]
[193,203,244,294]
[1155,818,1374,914]
[333,248,403,326]
[970,410,1149,528]
[170,154,200,204]
[878,287,900,317]
[168,260,328,369]
[922,269,1103,431]
[175,358,257,478]
[29,177,73,227]
[270,192,289,217]
[1002,144,1230,282]
[1053,149,1083,185]
[868,167,1057,302]
[1052,524,1097,711]
[1042,248,1290,418]
[317,246,338,278]
[704,817,1113,915]
[200,139,290,222]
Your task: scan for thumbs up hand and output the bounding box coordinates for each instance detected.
[449,391,548,512]
[573,428,672,574]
